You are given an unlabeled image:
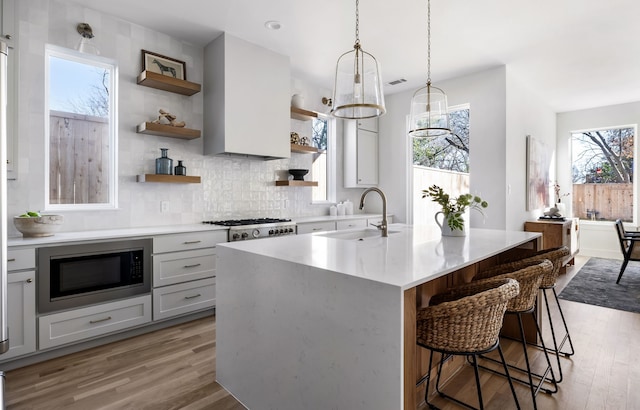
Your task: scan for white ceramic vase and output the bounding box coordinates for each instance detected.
[555,202,566,216]
[435,211,467,237]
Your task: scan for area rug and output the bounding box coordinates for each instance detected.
[558,257,640,314]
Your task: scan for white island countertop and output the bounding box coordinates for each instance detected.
[219,224,541,290]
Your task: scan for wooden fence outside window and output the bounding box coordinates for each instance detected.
[49,110,110,204]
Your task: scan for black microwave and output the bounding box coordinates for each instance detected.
[37,238,152,314]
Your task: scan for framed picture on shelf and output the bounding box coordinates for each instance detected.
[141,50,186,80]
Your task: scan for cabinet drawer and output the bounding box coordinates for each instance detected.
[38,295,152,350]
[153,278,215,321]
[297,221,336,235]
[153,248,216,287]
[153,231,224,253]
[7,248,35,271]
[336,219,368,230]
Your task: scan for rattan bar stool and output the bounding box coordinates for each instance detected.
[473,259,558,410]
[502,246,574,383]
[417,277,521,410]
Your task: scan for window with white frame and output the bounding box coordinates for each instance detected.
[311,114,335,203]
[571,125,636,222]
[412,105,471,225]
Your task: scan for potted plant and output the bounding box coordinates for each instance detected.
[422,185,488,236]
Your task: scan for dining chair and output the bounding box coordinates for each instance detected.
[614,219,640,284]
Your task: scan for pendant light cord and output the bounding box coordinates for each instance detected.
[427,0,431,85]
[355,0,360,47]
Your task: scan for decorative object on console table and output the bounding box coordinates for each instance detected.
[141,50,186,80]
[422,184,488,237]
[553,181,570,216]
[155,148,173,175]
[524,219,578,271]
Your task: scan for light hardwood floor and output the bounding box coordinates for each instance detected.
[5,255,639,409]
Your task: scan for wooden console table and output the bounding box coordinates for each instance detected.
[524,219,579,269]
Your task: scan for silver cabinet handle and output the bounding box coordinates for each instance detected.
[183,263,201,268]
[184,294,201,300]
[7,258,15,262]
[26,278,33,284]
[312,228,323,231]
[183,240,202,244]
[90,316,112,324]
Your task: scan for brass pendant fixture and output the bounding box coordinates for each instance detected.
[330,0,385,119]
[408,0,450,138]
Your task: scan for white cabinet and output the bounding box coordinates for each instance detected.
[204,33,290,159]
[153,248,216,287]
[39,295,151,350]
[153,278,216,321]
[2,0,17,178]
[296,221,336,235]
[2,248,36,360]
[152,231,223,320]
[344,119,378,187]
[356,117,378,132]
[336,219,368,230]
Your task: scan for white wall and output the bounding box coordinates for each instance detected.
[6,0,366,235]
[505,67,557,230]
[556,101,640,258]
[379,67,508,228]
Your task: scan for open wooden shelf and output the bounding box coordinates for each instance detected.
[290,143,322,154]
[275,180,318,187]
[137,71,202,96]
[137,122,201,140]
[290,106,318,121]
[137,174,201,184]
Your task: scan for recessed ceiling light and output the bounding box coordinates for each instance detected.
[264,21,282,30]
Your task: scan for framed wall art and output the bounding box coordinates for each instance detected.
[526,135,551,211]
[141,50,186,80]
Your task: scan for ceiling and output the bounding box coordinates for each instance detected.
[69,0,640,113]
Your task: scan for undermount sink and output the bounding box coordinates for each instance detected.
[318,228,401,241]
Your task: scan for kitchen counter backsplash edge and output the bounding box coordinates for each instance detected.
[7,214,389,248]
[7,224,228,248]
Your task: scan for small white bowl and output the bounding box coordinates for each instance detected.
[13,215,64,237]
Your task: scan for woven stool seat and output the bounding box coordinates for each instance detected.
[474,259,553,313]
[473,259,558,410]
[501,246,570,288]
[417,278,520,410]
[488,246,575,383]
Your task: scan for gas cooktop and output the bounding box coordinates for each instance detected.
[203,218,296,241]
[203,218,292,227]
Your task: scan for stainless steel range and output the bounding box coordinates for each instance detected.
[203,218,297,242]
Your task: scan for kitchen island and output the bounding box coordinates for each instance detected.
[216,224,541,410]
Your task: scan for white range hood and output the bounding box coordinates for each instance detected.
[203,33,291,160]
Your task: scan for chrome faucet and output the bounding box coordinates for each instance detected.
[359,187,388,237]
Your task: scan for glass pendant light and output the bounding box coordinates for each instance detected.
[330,0,385,119]
[409,0,450,138]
